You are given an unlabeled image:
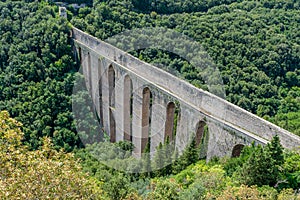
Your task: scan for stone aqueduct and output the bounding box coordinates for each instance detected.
[72,27,300,159]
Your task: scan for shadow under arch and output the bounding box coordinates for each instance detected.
[195,120,206,147]
[108,65,116,142]
[165,102,176,142]
[141,87,152,152]
[124,74,133,142]
[232,144,245,158]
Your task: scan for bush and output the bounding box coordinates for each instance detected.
[147,178,182,200]
[0,111,106,199]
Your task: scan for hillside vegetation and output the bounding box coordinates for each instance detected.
[0,111,106,199]
[0,0,80,150]
[0,0,299,199]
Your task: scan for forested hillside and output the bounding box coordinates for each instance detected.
[0,0,300,199]
[72,0,300,136]
[0,0,80,150]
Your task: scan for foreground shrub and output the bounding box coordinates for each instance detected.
[0,111,106,199]
[208,185,275,200]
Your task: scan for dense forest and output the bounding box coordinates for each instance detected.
[0,0,299,199]
[0,0,80,151]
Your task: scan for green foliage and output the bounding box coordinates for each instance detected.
[266,135,284,166]
[234,136,284,187]
[152,142,166,176]
[172,138,200,174]
[178,181,206,200]
[0,111,106,199]
[103,173,131,200]
[148,178,182,200]
[223,143,256,176]
[0,0,79,150]
[2,0,300,198]
[115,140,135,152]
[141,141,152,178]
[279,151,300,190]
[132,0,239,14]
[53,0,92,4]
[210,185,277,200]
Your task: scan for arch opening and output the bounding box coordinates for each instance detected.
[195,120,206,147]
[124,75,133,142]
[108,65,116,142]
[232,144,245,158]
[141,87,152,152]
[165,102,175,142]
[108,65,115,107]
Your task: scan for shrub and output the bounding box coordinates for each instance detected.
[0,111,106,199]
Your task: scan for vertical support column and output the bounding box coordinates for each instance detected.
[175,105,201,155]
[175,105,190,154]
[114,67,123,142]
[132,85,143,157]
[124,75,133,142]
[82,50,89,90]
[206,122,225,160]
[150,94,166,156]
[101,60,111,137]
[90,53,99,107]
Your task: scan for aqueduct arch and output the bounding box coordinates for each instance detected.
[124,75,133,142]
[165,102,176,142]
[195,120,206,147]
[72,27,300,160]
[108,65,116,142]
[232,144,245,157]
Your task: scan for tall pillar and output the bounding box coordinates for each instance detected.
[150,94,166,157]
[131,85,143,157]
[101,59,111,136]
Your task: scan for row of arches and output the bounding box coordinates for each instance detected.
[79,47,245,157]
[106,65,208,153]
[78,47,208,152]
